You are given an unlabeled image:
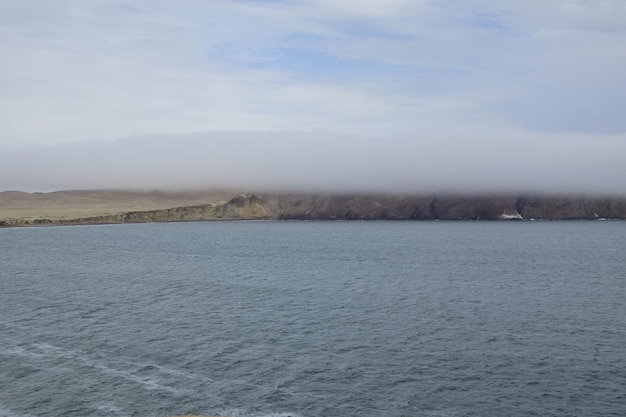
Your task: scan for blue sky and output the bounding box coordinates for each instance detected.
[0,1,625,192]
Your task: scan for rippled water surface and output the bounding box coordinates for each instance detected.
[1,221,625,417]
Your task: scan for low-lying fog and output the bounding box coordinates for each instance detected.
[1,130,625,195]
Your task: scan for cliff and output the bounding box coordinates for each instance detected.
[2,192,626,227]
[260,193,626,221]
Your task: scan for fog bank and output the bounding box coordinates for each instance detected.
[1,130,625,195]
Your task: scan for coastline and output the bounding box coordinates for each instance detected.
[3,189,626,227]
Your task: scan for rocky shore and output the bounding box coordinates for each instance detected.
[2,191,626,227]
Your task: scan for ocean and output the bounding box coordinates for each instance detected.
[0,221,624,417]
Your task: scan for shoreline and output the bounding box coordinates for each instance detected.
[3,190,626,227]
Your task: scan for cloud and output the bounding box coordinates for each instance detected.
[0,1,624,194]
[1,0,625,148]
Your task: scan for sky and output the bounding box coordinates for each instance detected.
[1,0,625,193]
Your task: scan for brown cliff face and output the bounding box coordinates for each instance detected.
[75,193,271,224]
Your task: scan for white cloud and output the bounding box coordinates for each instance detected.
[0,0,624,163]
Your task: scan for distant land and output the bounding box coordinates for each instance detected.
[1,189,626,227]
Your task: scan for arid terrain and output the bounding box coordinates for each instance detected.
[0,189,238,223]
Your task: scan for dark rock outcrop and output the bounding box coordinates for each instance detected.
[516,195,626,220]
[261,194,434,220]
[430,195,520,220]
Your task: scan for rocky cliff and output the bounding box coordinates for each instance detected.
[260,193,626,220]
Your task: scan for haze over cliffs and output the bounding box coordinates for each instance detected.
[2,190,626,227]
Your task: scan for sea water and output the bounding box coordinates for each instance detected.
[0,221,624,417]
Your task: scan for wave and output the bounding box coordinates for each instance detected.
[0,340,207,395]
[213,411,303,417]
[95,403,125,415]
[0,404,34,417]
[1,339,307,417]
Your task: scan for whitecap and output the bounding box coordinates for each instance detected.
[96,403,124,414]
[0,405,34,417]
[11,342,191,395]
